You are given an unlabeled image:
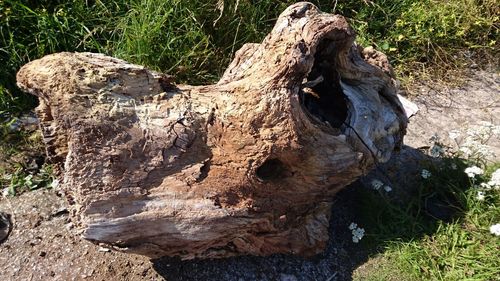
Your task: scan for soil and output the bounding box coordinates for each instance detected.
[0,69,498,281]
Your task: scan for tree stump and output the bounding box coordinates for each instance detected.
[16,2,407,259]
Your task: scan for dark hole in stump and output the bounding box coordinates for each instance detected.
[256,159,287,181]
[300,39,348,129]
[0,212,12,244]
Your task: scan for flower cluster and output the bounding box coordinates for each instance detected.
[467,121,500,141]
[349,223,365,243]
[429,144,445,157]
[490,224,500,236]
[472,168,500,202]
[371,179,383,190]
[455,122,500,159]
[481,169,500,190]
[427,134,447,158]
[421,169,431,179]
[465,166,484,178]
[371,179,392,193]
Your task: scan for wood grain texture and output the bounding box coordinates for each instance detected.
[16,2,407,259]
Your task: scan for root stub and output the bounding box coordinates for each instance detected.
[16,2,407,259]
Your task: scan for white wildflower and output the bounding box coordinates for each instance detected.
[448,130,461,140]
[459,140,492,159]
[488,182,500,190]
[487,169,500,189]
[450,163,457,170]
[494,126,500,136]
[459,145,473,157]
[371,179,384,190]
[430,144,445,157]
[467,122,496,141]
[480,183,491,189]
[490,224,500,236]
[465,166,484,178]
[349,223,365,243]
[476,191,485,201]
[2,188,9,198]
[476,145,493,158]
[458,123,499,159]
[384,185,392,192]
[421,169,431,179]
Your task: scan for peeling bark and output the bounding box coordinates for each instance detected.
[16,2,407,259]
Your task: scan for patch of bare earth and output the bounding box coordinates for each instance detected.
[0,190,161,280]
[405,69,499,161]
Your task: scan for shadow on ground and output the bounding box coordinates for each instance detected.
[152,145,468,281]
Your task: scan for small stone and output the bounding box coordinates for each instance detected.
[50,179,60,189]
[39,251,47,257]
[52,207,69,217]
[65,222,74,231]
[98,246,111,252]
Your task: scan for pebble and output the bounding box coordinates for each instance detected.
[65,222,74,230]
[98,246,111,252]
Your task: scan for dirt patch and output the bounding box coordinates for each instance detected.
[405,70,499,161]
[0,69,498,281]
[0,190,161,281]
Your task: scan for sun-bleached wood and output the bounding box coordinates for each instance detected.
[16,2,407,259]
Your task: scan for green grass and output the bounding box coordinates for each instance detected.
[337,0,499,79]
[354,159,500,280]
[1,0,498,115]
[0,127,55,196]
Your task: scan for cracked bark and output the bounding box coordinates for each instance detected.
[16,2,407,259]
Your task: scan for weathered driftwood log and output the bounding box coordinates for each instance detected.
[16,2,407,259]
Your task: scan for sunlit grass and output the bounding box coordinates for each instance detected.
[1,0,497,115]
[354,158,500,280]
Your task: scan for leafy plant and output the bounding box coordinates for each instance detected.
[3,163,54,196]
